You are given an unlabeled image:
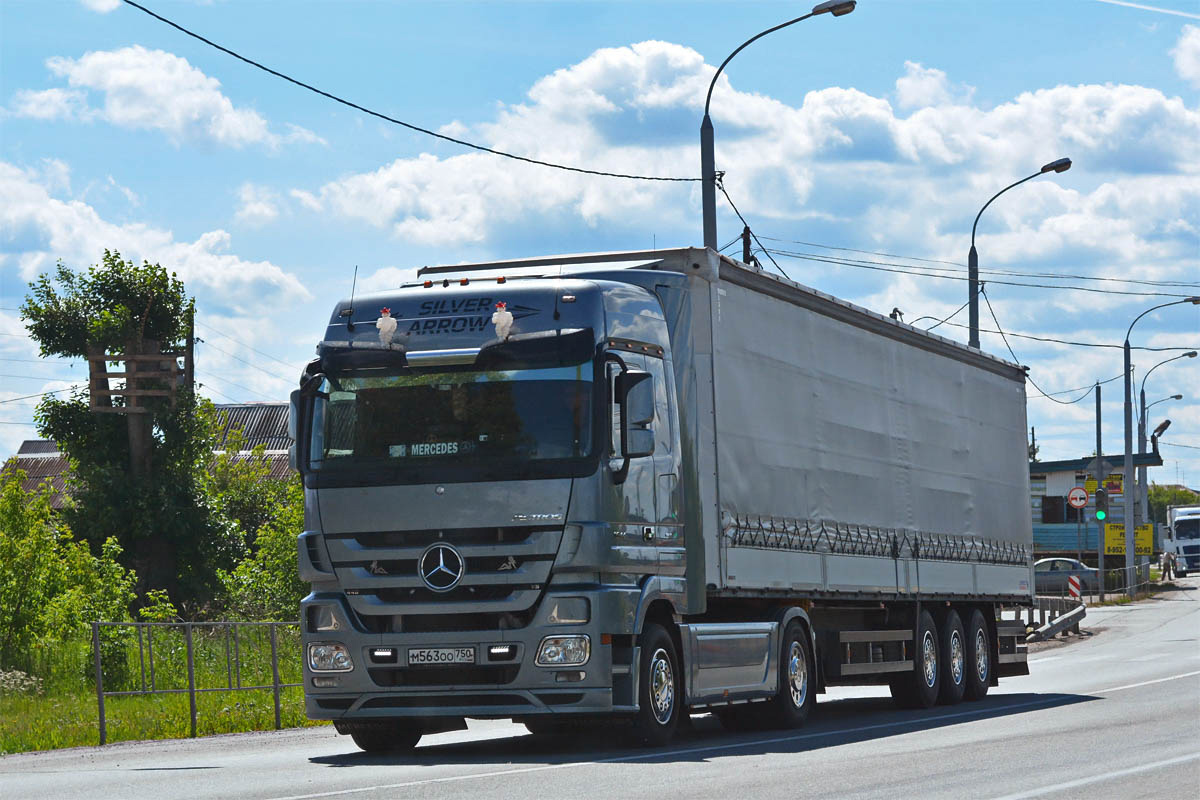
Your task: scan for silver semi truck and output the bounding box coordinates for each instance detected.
[290,247,1034,752]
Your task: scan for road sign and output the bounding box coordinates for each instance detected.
[1103,473,1124,494]
[1068,574,1081,599]
[1067,487,1089,509]
[1086,458,1114,481]
[1104,523,1152,556]
[1084,477,1098,494]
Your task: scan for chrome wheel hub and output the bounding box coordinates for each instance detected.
[922,630,937,688]
[788,641,808,708]
[975,628,989,683]
[950,630,964,686]
[649,648,675,724]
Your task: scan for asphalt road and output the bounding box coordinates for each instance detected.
[4,580,1198,800]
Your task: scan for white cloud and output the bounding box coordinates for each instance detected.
[895,61,953,110]
[0,160,310,310]
[1173,25,1200,88]
[79,0,120,12]
[9,46,321,150]
[234,183,281,226]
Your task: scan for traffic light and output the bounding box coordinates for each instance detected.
[1094,488,1108,522]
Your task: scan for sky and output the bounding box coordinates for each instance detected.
[1,0,1198,490]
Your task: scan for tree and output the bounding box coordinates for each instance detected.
[219,480,306,620]
[22,252,240,607]
[1149,484,1200,525]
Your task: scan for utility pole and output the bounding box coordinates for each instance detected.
[1095,382,1104,602]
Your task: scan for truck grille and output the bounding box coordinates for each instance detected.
[368,665,520,687]
[322,526,563,628]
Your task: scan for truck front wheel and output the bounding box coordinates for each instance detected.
[937,610,966,705]
[343,720,422,754]
[633,623,681,746]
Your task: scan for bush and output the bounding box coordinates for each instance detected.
[219,480,305,621]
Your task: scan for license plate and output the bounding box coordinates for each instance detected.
[407,647,475,666]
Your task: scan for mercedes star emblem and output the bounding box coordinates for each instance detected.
[418,543,465,592]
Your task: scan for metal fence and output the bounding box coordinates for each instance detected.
[91,621,301,746]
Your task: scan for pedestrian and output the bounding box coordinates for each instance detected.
[1161,551,1175,582]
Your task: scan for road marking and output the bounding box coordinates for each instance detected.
[266,669,1200,800]
[1092,669,1200,693]
[988,752,1200,799]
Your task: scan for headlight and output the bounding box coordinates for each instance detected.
[536,635,590,667]
[308,642,354,672]
[546,597,590,625]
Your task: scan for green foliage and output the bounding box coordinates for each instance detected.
[1149,484,1200,525]
[0,469,137,687]
[207,428,292,544]
[219,480,306,620]
[21,251,190,359]
[36,394,246,606]
[138,590,178,623]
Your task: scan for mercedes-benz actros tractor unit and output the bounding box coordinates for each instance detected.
[290,247,1034,753]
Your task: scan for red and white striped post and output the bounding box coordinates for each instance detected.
[1068,574,1081,600]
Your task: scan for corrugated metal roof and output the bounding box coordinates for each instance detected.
[214,403,293,451]
[17,440,60,456]
[2,454,71,509]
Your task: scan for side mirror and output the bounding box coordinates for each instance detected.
[289,389,304,473]
[617,370,654,460]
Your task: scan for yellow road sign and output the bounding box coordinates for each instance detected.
[1084,477,1098,494]
[1104,523,1152,556]
[1103,473,1124,494]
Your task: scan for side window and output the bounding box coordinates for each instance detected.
[608,353,648,458]
[643,356,671,454]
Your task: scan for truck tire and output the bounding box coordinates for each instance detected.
[937,610,966,705]
[346,721,422,754]
[768,620,815,727]
[633,623,681,746]
[889,609,939,709]
[963,608,991,701]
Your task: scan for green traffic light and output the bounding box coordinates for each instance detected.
[1095,509,1107,521]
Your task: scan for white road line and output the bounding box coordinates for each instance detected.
[1093,669,1200,693]
[266,669,1200,800]
[988,752,1200,799]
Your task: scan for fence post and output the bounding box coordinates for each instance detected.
[185,623,197,738]
[92,622,107,746]
[137,624,147,693]
[270,624,282,730]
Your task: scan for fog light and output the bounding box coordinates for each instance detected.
[308,642,354,672]
[488,645,516,661]
[535,635,590,667]
[546,597,590,625]
[555,670,586,683]
[312,676,340,688]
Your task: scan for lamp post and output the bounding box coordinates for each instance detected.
[967,158,1071,348]
[1123,299,1200,597]
[701,0,856,250]
[1138,352,1196,522]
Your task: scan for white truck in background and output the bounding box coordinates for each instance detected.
[1164,505,1200,576]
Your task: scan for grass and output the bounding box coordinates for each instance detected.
[0,687,326,755]
[0,623,329,755]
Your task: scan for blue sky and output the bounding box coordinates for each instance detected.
[2,0,1199,489]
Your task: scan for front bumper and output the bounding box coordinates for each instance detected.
[301,591,630,720]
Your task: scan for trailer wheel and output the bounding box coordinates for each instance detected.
[633,623,680,746]
[889,609,940,709]
[964,608,991,701]
[768,621,815,727]
[346,721,422,754]
[937,610,966,705]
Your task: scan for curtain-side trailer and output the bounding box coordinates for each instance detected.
[289,247,1034,752]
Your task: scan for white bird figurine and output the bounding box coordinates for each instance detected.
[492,301,514,340]
[376,307,398,345]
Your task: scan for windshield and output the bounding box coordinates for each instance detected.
[1175,518,1199,540]
[309,363,596,484]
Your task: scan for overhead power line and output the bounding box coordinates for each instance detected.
[928,319,1199,352]
[763,248,1198,299]
[119,0,698,183]
[195,321,301,371]
[0,385,85,405]
[1161,441,1200,452]
[716,179,790,280]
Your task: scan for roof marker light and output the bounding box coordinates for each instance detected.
[497,276,507,284]
[460,278,470,286]
[423,280,433,288]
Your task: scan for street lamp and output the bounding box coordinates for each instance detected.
[967,158,1072,348]
[701,0,856,251]
[1137,351,1195,523]
[1123,298,1200,597]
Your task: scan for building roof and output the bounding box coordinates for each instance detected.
[3,403,295,509]
[1030,451,1164,475]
